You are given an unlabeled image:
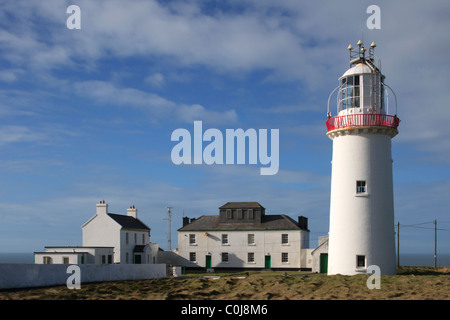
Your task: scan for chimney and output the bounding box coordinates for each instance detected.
[183,217,190,227]
[298,216,308,230]
[127,205,137,219]
[96,200,108,215]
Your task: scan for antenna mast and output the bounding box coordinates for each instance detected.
[166,207,173,251]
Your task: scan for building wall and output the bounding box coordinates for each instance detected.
[119,229,151,264]
[82,215,121,263]
[178,229,309,269]
[35,247,115,265]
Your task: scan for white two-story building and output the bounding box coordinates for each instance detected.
[35,201,158,265]
[177,202,311,270]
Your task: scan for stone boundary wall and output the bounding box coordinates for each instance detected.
[0,263,167,290]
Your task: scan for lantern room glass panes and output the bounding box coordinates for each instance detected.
[339,75,361,111]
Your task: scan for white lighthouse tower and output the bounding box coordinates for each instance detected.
[326,41,400,276]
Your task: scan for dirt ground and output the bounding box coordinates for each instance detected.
[0,266,449,300]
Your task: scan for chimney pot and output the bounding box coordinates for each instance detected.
[96,200,108,215]
[127,205,137,219]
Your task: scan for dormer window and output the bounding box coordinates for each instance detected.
[226,209,232,219]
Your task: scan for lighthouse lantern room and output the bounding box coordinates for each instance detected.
[326,41,399,276]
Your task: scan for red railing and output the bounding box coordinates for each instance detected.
[326,114,400,132]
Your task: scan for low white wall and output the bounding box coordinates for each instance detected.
[0,264,167,290]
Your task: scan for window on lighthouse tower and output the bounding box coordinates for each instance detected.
[356,180,367,194]
[339,75,361,110]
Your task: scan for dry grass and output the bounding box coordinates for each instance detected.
[0,267,449,300]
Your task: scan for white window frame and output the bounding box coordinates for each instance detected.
[222,234,229,245]
[189,234,196,245]
[248,233,255,245]
[222,252,229,263]
[356,180,368,196]
[281,233,289,245]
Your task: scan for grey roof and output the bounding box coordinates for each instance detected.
[133,245,146,253]
[178,214,307,231]
[219,202,265,209]
[108,213,150,230]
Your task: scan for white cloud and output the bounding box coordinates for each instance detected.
[0,126,47,146]
[73,80,238,125]
[145,72,165,88]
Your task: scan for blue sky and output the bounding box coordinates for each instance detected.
[0,0,449,256]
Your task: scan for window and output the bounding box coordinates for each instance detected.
[222,234,229,245]
[189,234,196,245]
[248,209,254,219]
[126,252,129,263]
[248,252,255,263]
[226,209,232,219]
[142,234,145,244]
[101,255,106,264]
[339,75,361,110]
[126,232,129,245]
[356,180,367,194]
[248,234,255,245]
[43,256,52,264]
[282,253,289,263]
[189,252,196,262]
[63,257,69,264]
[134,233,137,244]
[108,255,112,264]
[357,255,366,268]
[237,209,243,219]
[281,234,289,244]
[222,252,229,263]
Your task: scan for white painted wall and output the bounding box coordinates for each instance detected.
[0,264,167,289]
[327,130,396,275]
[82,214,121,262]
[35,247,114,265]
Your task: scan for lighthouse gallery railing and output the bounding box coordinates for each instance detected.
[326,114,400,132]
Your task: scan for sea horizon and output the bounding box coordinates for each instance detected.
[1,252,449,267]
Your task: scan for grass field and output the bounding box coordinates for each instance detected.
[0,267,449,300]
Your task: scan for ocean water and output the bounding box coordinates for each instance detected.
[1,252,450,266]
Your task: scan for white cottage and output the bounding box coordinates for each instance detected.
[35,201,158,265]
[82,201,157,264]
[177,202,311,270]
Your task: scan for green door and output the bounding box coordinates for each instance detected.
[205,255,212,268]
[320,254,328,273]
[264,255,271,269]
[134,254,141,264]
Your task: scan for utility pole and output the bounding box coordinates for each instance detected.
[434,219,437,268]
[397,221,400,269]
[166,207,173,251]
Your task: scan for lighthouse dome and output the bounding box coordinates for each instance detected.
[340,63,372,79]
